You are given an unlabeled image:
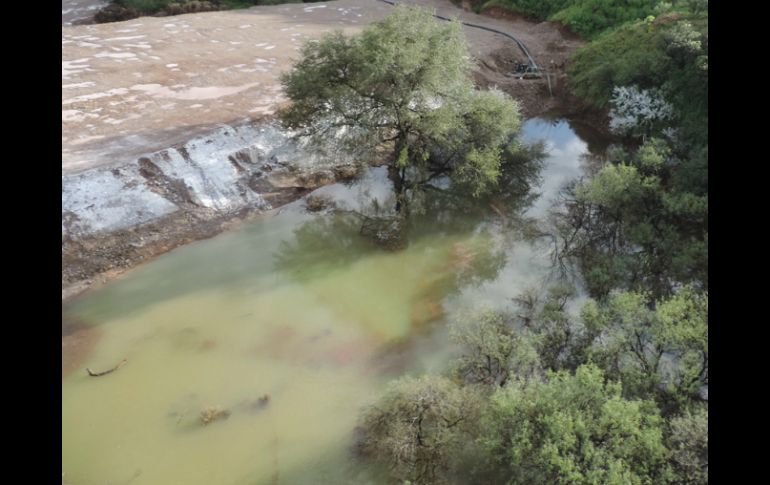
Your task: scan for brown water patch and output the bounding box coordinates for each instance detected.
[364,337,416,377]
[62,316,102,378]
[318,336,380,367]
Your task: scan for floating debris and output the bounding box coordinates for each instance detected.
[86,358,127,377]
[200,406,231,425]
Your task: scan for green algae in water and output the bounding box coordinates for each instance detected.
[62,120,598,484]
[62,198,482,485]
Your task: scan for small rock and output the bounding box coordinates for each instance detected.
[246,394,270,413]
[333,164,360,180]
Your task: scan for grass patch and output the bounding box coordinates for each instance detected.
[475,0,660,39]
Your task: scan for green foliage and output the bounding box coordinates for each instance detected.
[553,137,706,298]
[438,89,524,197]
[450,310,540,386]
[477,0,659,38]
[357,375,481,483]
[570,34,707,312]
[635,137,670,173]
[670,144,707,195]
[667,404,708,484]
[562,161,658,296]
[280,6,526,202]
[569,22,669,107]
[582,286,708,414]
[477,0,573,20]
[660,19,708,147]
[280,6,472,154]
[511,283,597,372]
[480,364,670,484]
[665,21,703,58]
[480,0,706,38]
[568,13,707,146]
[653,2,674,15]
[553,0,659,39]
[685,0,708,15]
[361,284,707,483]
[495,140,545,199]
[577,163,658,208]
[653,287,709,400]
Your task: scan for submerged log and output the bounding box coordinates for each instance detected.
[86,358,127,377]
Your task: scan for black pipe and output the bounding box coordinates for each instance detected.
[375,0,539,71]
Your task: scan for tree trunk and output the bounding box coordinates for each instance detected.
[390,137,408,213]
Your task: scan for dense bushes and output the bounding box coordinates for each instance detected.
[550,137,708,299]
[349,3,708,484]
[552,4,708,301]
[358,376,482,483]
[569,23,671,105]
[481,365,671,485]
[359,286,708,483]
[476,0,574,21]
[476,0,660,39]
[552,0,660,38]
[569,14,708,146]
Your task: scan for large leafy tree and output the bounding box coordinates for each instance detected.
[550,138,707,299]
[280,5,524,210]
[450,310,541,387]
[582,286,708,414]
[480,364,671,484]
[357,375,481,483]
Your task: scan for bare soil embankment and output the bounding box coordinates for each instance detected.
[62,0,590,304]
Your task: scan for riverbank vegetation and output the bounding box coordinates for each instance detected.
[470,0,705,39]
[276,2,707,483]
[280,6,538,218]
[555,2,707,304]
[355,284,707,483]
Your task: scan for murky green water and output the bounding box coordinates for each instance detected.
[62,119,599,485]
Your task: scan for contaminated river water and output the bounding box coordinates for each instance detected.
[62,118,604,485]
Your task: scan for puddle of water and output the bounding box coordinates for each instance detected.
[62,119,601,484]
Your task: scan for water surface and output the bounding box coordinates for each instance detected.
[62,118,600,485]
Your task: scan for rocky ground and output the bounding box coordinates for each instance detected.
[62,0,589,304]
[62,0,106,26]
